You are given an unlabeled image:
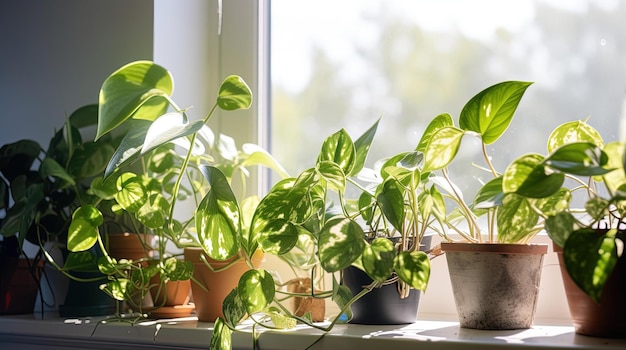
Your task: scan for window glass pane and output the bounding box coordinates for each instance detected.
[271,0,624,191]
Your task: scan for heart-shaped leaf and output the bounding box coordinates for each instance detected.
[67,205,103,252]
[318,218,365,272]
[459,81,532,145]
[238,269,275,314]
[217,75,253,111]
[394,251,430,291]
[97,61,173,139]
[361,238,396,282]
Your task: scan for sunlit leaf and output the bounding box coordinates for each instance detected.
[98,61,173,139]
[350,119,380,176]
[547,120,604,153]
[503,153,564,198]
[394,251,430,291]
[217,75,253,111]
[318,218,365,272]
[67,205,103,252]
[361,238,396,282]
[422,126,465,172]
[459,81,532,144]
[317,129,356,176]
[238,269,275,314]
[196,166,240,260]
[563,229,618,303]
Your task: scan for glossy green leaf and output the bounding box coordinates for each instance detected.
[114,173,147,213]
[241,143,290,179]
[258,218,299,255]
[563,229,618,303]
[238,269,275,314]
[545,212,575,248]
[210,318,233,350]
[422,126,465,172]
[101,279,128,301]
[503,153,564,198]
[97,256,117,275]
[67,205,103,252]
[141,112,205,155]
[318,218,366,272]
[416,113,454,152]
[332,284,353,323]
[419,185,446,222]
[104,120,151,178]
[545,142,609,176]
[377,178,405,232]
[350,119,380,176]
[196,166,240,261]
[317,129,356,176]
[472,177,504,209]
[497,194,539,243]
[162,258,193,281]
[97,61,173,139]
[361,238,396,282]
[394,251,430,291]
[547,120,604,153]
[317,160,346,192]
[217,75,253,111]
[459,81,532,144]
[222,289,246,327]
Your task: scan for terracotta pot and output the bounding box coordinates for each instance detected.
[150,277,191,307]
[107,233,154,262]
[441,242,548,330]
[107,233,155,312]
[148,276,194,319]
[285,277,325,322]
[554,242,626,337]
[184,248,264,322]
[0,257,43,315]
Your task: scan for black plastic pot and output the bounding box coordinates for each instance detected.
[343,266,422,324]
[59,272,116,317]
[342,234,432,325]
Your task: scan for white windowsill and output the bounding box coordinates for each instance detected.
[1,314,625,350]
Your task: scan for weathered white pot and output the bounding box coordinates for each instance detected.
[441,242,548,330]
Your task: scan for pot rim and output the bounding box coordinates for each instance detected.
[440,242,548,255]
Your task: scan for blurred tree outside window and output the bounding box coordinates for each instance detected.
[270,0,626,194]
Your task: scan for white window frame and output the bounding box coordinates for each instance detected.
[154,0,270,195]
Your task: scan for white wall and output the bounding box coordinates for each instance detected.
[0,0,154,146]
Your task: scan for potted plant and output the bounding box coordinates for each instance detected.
[0,104,119,315]
[416,81,554,330]
[64,61,290,329]
[501,119,626,337]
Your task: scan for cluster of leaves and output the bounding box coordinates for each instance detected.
[0,105,116,258]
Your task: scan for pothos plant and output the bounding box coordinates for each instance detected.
[1,104,119,276]
[412,80,564,244]
[210,118,432,349]
[66,61,289,338]
[501,119,623,303]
